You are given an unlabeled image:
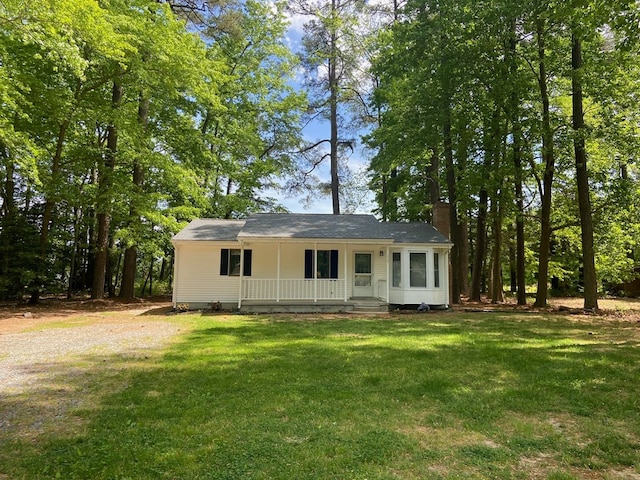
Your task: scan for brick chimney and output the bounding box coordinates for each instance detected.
[432,201,451,239]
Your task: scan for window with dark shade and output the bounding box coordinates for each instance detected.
[304,249,314,279]
[229,249,241,276]
[220,248,251,276]
[305,250,338,279]
[433,252,440,288]
[317,250,330,278]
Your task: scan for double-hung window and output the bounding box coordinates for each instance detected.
[409,252,427,287]
[220,249,252,276]
[392,252,401,287]
[305,250,338,279]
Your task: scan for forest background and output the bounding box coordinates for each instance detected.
[0,0,639,309]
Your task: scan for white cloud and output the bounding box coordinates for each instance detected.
[285,11,309,36]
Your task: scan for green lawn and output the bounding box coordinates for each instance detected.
[2,311,640,479]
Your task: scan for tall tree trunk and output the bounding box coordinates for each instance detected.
[456,140,470,297]
[329,0,340,215]
[120,96,149,299]
[40,120,69,249]
[470,113,497,302]
[508,17,527,306]
[92,80,123,299]
[427,147,440,220]
[571,31,599,310]
[141,256,153,296]
[67,207,81,299]
[444,102,461,304]
[106,236,116,298]
[534,19,555,308]
[513,136,527,305]
[29,119,70,304]
[509,228,517,292]
[491,195,504,304]
[381,174,388,222]
[470,187,488,301]
[1,146,14,217]
[1,150,15,298]
[459,218,470,296]
[388,168,398,221]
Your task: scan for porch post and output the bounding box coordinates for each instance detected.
[238,241,244,309]
[386,246,390,302]
[314,242,317,302]
[276,242,281,302]
[344,243,348,302]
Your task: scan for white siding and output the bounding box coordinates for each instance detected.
[173,242,241,305]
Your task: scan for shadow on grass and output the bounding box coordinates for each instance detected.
[2,314,640,479]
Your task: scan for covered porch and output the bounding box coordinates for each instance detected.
[236,239,392,308]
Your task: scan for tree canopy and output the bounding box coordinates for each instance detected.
[0,0,638,305]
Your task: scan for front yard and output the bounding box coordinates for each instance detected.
[1,303,639,479]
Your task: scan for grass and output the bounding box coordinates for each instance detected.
[1,311,640,479]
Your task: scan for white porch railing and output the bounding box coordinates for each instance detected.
[242,279,346,301]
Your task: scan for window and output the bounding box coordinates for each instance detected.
[434,252,440,288]
[317,250,330,278]
[410,252,427,287]
[392,252,401,287]
[220,249,251,276]
[305,250,338,279]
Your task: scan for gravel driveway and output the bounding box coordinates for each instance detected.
[0,308,183,446]
[0,320,182,394]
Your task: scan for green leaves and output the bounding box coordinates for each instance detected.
[368,0,640,296]
[0,0,305,298]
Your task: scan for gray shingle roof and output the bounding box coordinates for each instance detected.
[173,214,452,245]
[383,222,451,244]
[238,213,389,240]
[172,218,245,241]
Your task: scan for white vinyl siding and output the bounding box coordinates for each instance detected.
[173,242,241,304]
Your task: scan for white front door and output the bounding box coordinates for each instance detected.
[353,252,373,297]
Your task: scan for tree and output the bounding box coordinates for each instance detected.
[367,0,640,306]
[0,0,304,300]
[292,0,367,214]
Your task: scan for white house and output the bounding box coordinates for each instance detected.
[171,213,452,312]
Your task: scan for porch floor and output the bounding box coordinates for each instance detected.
[239,298,389,314]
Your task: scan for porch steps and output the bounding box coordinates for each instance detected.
[350,299,389,314]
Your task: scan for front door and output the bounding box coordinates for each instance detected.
[353,252,373,297]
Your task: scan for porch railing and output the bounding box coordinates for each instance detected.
[242,278,346,301]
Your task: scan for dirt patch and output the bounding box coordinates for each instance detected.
[453,296,640,324]
[0,296,173,334]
